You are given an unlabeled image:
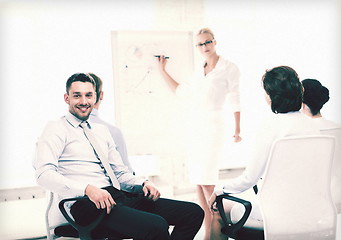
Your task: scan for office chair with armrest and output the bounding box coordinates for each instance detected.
[216,135,337,240]
[321,127,341,213]
[216,193,264,240]
[321,127,341,239]
[45,192,130,240]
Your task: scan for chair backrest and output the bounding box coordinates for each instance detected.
[45,191,71,240]
[45,191,55,240]
[321,127,341,213]
[258,135,336,240]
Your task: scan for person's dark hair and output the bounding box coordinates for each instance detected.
[302,79,329,116]
[66,73,96,94]
[88,73,102,104]
[262,66,303,114]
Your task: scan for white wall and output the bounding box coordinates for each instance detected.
[0,0,340,189]
[0,0,156,188]
[204,0,341,168]
[206,0,341,125]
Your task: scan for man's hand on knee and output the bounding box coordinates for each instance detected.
[85,184,116,214]
[142,180,160,201]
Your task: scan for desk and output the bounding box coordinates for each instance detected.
[0,186,46,239]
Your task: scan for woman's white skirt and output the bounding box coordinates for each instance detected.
[186,111,227,185]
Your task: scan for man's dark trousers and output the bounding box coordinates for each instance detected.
[71,186,204,240]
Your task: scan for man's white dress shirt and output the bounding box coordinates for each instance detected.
[89,108,133,172]
[34,112,144,227]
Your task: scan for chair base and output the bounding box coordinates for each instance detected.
[235,227,264,240]
[222,226,264,240]
[54,224,130,240]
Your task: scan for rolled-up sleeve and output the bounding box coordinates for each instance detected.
[218,118,277,195]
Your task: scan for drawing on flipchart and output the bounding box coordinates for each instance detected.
[112,31,194,157]
[119,43,168,94]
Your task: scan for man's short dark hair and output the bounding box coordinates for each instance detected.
[66,73,96,94]
[262,66,303,114]
[88,73,103,104]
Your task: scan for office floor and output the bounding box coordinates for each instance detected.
[3,167,340,240]
[53,169,245,240]
[0,168,243,240]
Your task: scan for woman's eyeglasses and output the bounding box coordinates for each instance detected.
[196,40,215,47]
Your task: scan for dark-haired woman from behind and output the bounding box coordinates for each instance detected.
[208,66,320,240]
[301,79,340,129]
[301,78,341,213]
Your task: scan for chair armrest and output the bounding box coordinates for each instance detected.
[216,194,252,238]
[253,185,258,194]
[58,196,106,239]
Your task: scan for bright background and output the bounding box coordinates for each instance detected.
[0,0,340,189]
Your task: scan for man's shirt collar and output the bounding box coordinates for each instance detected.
[65,112,93,129]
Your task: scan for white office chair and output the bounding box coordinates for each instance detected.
[321,127,341,240]
[45,191,130,240]
[321,127,341,212]
[45,191,54,240]
[259,135,336,240]
[217,135,337,240]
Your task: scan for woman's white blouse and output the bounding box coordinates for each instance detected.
[176,56,241,113]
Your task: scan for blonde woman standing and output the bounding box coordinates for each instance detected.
[157,28,241,239]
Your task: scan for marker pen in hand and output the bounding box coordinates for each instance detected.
[154,55,169,59]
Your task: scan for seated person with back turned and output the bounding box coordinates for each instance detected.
[208,66,320,239]
[34,73,204,240]
[301,78,341,130]
[301,78,341,211]
[88,72,134,173]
